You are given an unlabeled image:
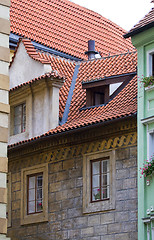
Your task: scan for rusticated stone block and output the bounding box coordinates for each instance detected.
[81,227,94,237]
[115,148,129,160]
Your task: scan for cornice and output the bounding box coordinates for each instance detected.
[8,117,137,160]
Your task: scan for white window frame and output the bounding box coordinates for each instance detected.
[147,127,154,161]
[147,49,154,77]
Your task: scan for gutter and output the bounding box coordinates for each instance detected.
[124,22,154,38]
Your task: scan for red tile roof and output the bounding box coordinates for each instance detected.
[9,48,137,148]
[124,8,154,38]
[81,51,137,83]
[67,52,137,119]
[10,38,51,67]
[10,39,76,119]
[10,0,135,60]
[9,74,137,148]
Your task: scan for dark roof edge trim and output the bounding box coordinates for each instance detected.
[9,33,82,61]
[82,72,137,85]
[8,113,137,151]
[124,22,154,38]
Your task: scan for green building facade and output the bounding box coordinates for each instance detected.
[125,8,154,240]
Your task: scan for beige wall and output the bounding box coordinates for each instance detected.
[0,0,10,239]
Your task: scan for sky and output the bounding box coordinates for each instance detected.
[70,0,153,31]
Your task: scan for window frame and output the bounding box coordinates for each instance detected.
[90,157,110,203]
[83,150,116,214]
[13,102,26,135]
[147,128,154,161]
[27,172,43,215]
[147,49,154,77]
[21,164,48,225]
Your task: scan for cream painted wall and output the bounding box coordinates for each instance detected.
[9,41,63,145]
[9,81,62,145]
[10,42,52,89]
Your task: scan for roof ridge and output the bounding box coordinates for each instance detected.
[80,50,137,63]
[10,38,51,67]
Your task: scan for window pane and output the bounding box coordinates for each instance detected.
[29,176,35,189]
[37,188,42,200]
[102,174,107,186]
[28,201,35,214]
[92,175,100,188]
[37,175,43,187]
[36,200,43,212]
[92,188,101,201]
[14,124,21,135]
[102,187,108,199]
[14,105,22,116]
[29,189,35,201]
[102,160,108,173]
[92,161,100,175]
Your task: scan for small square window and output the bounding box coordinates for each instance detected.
[21,164,48,225]
[14,103,26,135]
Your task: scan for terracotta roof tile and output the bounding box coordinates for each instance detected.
[67,51,137,119]
[9,49,137,148]
[10,39,76,119]
[10,0,135,60]
[10,38,51,67]
[9,75,137,148]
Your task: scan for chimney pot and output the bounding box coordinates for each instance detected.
[85,40,98,60]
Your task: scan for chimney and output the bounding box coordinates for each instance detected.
[85,40,98,60]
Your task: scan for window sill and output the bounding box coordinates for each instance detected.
[21,212,48,225]
[145,85,154,91]
[9,131,29,145]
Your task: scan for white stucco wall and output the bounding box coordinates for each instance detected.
[10,42,52,89]
[9,82,61,145]
[109,82,123,96]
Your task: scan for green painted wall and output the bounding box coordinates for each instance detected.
[131,27,154,240]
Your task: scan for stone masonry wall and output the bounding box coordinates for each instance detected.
[8,136,137,240]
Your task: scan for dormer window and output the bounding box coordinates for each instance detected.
[14,103,26,135]
[86,85,109,107]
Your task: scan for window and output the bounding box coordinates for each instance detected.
[27,173,43,215]
[21,164,48,225]
[83,150,115,214]
[147,50,154,77]
[14,103,26,135]
[149,132,154,159]
[91,158,109,202]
